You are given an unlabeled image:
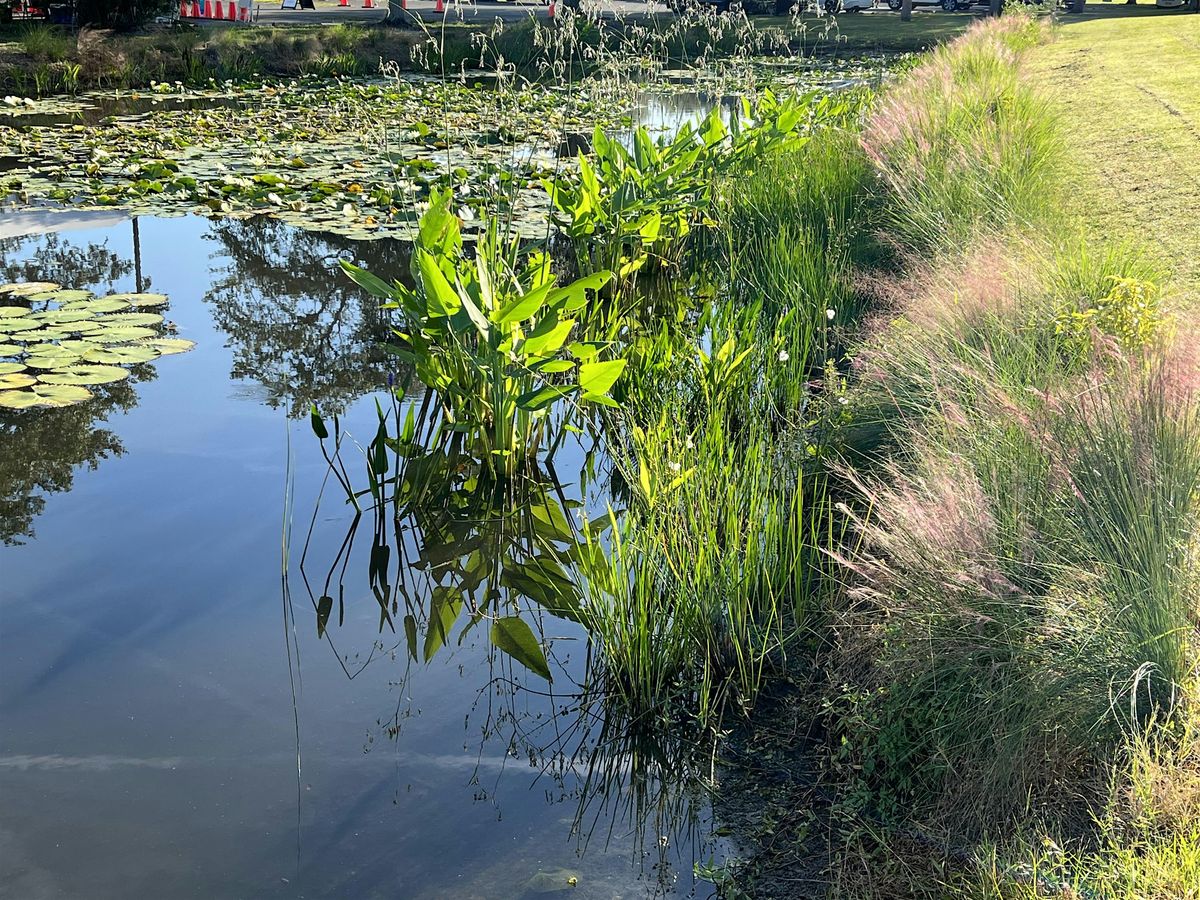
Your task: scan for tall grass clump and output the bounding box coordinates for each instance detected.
[861,13,1061,255]
[827,240,1200,836]
[19,26,73,64]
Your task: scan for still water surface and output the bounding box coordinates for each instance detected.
[0,210,724,899]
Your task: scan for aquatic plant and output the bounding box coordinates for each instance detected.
[0,281,192,409]
[545,91,852,287]
[338,191,625,477]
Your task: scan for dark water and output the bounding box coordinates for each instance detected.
[0,210,724,899]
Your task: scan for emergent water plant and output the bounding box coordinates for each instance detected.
[339,191,627,477]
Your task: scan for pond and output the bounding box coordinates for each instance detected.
[0,208,729,899]
[0,52,893,895]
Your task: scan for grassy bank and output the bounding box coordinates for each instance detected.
[709,12,1200,897]
[1028,7,1200,303]
[0,10,971,95]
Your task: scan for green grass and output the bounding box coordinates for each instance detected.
[1029,7,1200,305]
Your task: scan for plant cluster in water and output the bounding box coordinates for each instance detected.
[307,85,862,728]
[0,281,193,409]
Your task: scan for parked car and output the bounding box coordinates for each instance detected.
[887,0,975,9]
[823,0,874,12]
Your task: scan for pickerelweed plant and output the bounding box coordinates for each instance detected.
[544,90,858,296]
[339,191,627,479]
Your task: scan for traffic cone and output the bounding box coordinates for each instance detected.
[435,0,444,11]
[547,0,556,17]
[362,0,373,7]
[179,0,189,16]
[339,0,348,5]
[214,0,223,17]
[228,1,236,18]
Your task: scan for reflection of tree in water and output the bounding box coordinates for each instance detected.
[0,377,150,545]
[204,220,407,419]
[0,232,136,292]
[0,234,148,544]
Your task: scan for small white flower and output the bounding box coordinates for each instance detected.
[777,350,789,362]
[667,461,681,474]
[838,396,848,406]
[826,309,836,321]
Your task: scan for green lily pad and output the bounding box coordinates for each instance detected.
[0,362,26,375]
[0,282,60,296]
[0,389,40,409]
[101,312,164,327]
[0,373,36,389]
[62,298,130,314]
[0,317,39,333]
[82,345,160,364]
[0,307,31,318]
[31,289,94,304]
[0,383,93,408]
[32,309,97,325]
[57,340,103,352]
[135,338,196,356]
[105,292,169,308]
[94,326,158,342]
[24,352,82,369]
[39,365,131,386]
[0,343,21,356]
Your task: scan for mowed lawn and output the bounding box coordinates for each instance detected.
[1030,7,1200,303]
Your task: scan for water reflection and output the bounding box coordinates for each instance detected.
[0,230,148,544]
[203,218,402,417]
[0,381,141,545]
[294,407,725,896]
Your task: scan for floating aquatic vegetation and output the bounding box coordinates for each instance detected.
[0,282,193,409]
[0,60,895,241]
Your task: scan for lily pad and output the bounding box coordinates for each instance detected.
[39,365,131,386]
[100,312,164,327]
[0,373,36,389]
[32,309,97,325]
[0,307,30,318]
[0,383,93,408]
[82,346,160,365]
[135,338,195,356]
[0,343,21,355]
[0,361,26,375]
[31,289,94,304]
[105,292,169,308]
[57,340,103,352]
[93,326,158,342]
[24,353,82,369]
[62,298,130,314]
[0,282,60,296]
[0,317,40,333]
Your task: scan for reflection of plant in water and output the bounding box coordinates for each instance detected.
[297,428,719,887]
[204,218,404,418]
[303,405,605,682]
